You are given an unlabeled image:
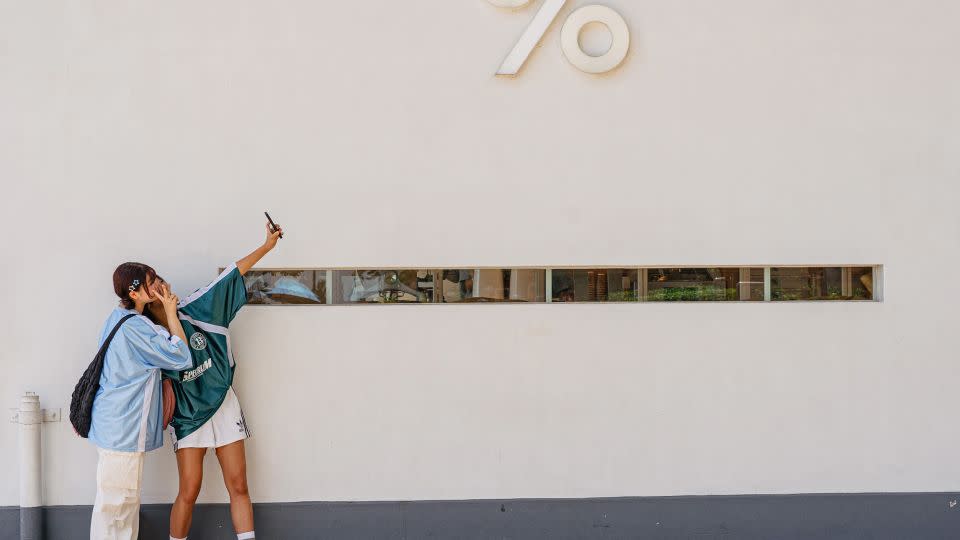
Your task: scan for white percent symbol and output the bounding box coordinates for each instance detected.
[488,0,630,76]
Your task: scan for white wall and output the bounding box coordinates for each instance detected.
[2,0,958,506]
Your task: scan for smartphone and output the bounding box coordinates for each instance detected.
[264,212,283,239]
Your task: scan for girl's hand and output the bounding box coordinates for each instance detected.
[264,221,283,250]
[237,220,285,275]
[151,283,180,311]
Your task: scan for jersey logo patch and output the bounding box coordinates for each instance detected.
[190,332,207,351]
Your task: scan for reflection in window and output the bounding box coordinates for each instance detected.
[440,269,546,303]
[645,268,765,302]
[438,270,473,302]
[239,266,878,304]
[244,270,325,304]
[552,269,638,302]
[771,267,873,301]
[332,270,435,304]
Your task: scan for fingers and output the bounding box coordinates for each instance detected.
[266,221,283,236]
[155,284,177,306]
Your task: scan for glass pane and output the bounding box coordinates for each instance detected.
[331,270,436,304]
[239,266,877,305]
[551,269,639,302]
[737,268,765,301]
[437,269,474,303]
[243,270,324,305]
[645,268,764,301]
[771,267,873,301]
[438,269,546,303]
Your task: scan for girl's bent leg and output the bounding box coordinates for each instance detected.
[170,448,206,538]
[215,440,254,535]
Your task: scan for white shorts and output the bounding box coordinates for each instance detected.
[170,387,251,451]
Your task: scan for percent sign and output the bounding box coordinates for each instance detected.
[489,0,630,75]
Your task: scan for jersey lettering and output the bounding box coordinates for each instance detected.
[182,358,213,382]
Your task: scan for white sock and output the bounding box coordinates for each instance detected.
[237,532,255,540]
[170,537,187,540]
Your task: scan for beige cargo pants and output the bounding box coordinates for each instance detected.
[90,448,145,540]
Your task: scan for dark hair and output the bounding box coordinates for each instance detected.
[113,262,158,309]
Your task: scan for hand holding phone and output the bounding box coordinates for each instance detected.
[264,211,283,239]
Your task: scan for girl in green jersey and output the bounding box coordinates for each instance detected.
[147,219,282,540]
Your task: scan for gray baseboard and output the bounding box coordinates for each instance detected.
[2,493,959,539]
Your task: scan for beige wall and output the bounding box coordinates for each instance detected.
[2,0,959,505]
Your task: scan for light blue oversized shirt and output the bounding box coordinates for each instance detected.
[88,307,193,452]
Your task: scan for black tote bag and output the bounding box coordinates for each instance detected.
[69,314,137,437]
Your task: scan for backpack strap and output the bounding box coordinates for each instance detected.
[98,313,138,354]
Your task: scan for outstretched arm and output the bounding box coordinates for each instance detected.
[236,221,283,275]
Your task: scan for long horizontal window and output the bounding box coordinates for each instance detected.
[239,266,881,305]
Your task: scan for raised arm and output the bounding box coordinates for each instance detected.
[151,283,187,343]
[124,317,192,371]
[236,221,283,275]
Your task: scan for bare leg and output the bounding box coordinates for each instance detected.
[216,440,254,534]
[170,448,206,538]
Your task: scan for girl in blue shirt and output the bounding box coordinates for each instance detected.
[89,263,193,540]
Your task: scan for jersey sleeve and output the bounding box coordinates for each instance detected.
[177,264,248,328]
[123,317,193,371]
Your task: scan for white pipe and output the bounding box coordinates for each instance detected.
[18,392,42,540]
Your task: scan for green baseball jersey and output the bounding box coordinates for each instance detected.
[163,264,248,440]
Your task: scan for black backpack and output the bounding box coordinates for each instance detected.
[69,314,137,438]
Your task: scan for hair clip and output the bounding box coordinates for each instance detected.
[128,279,141,292]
